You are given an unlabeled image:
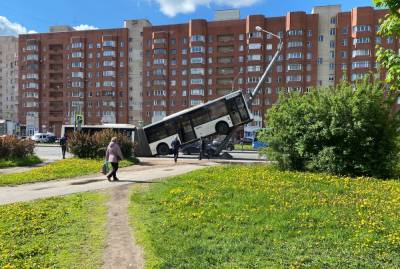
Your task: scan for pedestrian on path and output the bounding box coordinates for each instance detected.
[171,136,181,163]
[59,135,67,159]
[105,137,124,181]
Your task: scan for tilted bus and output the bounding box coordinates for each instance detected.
[143,90,253,155]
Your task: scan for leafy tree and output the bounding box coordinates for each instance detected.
[374,0,400,91]
[260,78,400,178]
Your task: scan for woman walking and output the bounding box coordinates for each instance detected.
[105,137,124,181]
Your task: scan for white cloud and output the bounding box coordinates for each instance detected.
[0,16,36,36]
[154,0,260,17]
[73,24,98,31]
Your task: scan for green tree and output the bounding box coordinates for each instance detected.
[374,0,400,91]
[260,78,400,178]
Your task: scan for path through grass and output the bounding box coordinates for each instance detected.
[130,165,400,268]
[0,158,136,186]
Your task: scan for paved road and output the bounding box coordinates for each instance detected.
[0,158,218,205]
[35,144,73,161]
[34,145,265,162]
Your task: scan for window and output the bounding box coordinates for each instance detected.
[247,54,262,61]
[330,40,335,48]
[103,50,116,57]
[103,61,115,67]
[352,49,371,57]
[317,58,323,65]
[191,35,205,42]
[71,62,84,68]
[352,25,371,32]
[330,28,336,35]
[353,37,370,45]
[287,52,303,59]
[318,35,324,42]
[249,43,262,50]
[103,70,116,77]
[153,38,166,44]
[307,53,312,60]
[330,17,336,24]
[71,52,83,58]
[190,78,204,85]
[276,65,282,72]
[352,61,370,69]
[376,37,381,44]
[248,31,262,38]
[190,57,204,64]
[153,58,167,65]
[341,51,347,59]
[329,51,335,59]
[71,72,84,78]
[190,89,204,96]
[307,30,312,37]
[329,63,335,70]
[341,39,348,46]
[103,40,116,47]
[154,48,166,54]
[341,63,347,70]
[190,46,205,53]
[287,29,303,36]
[71,42,83,49]
[247,65,261,72]
[286,75,302,82]
[287,41,303,48]
[387,37,394,44]
[342,27,348,35]
[287,64,302,71]
[191,68,204,75]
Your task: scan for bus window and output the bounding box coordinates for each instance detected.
[164,120,177,136]
[226,98,242,125]
[209,101,228,120]
[146,123,168,144]
[180,117,196,143]
[235,96,250,121]
[191,108,210,127]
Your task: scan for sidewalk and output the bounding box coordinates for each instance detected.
[0,161,53,175]
[0,158,217,205]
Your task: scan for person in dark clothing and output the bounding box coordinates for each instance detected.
[59,135,67,159]
[199,137,206,160]
[171,136,181,163]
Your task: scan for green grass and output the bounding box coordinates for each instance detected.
[130,165,400,268]
[0,155,42,168]
[0,158,136,186]
[234,144,254,150]
[0,192,108,268]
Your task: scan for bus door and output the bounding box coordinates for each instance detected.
[226,97,242,126]
[227,96,250,125]
[178,116,196,143]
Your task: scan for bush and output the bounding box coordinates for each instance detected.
[68,129,134,159]
[260,78,400,178]
[0,136,35,159]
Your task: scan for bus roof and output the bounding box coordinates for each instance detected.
[144,90,243,128]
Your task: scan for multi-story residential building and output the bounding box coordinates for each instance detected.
[141,5,393,133]
[18,27,129,136]
[124,19,152,126]
[0,36,18,122]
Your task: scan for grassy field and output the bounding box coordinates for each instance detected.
[0,192,107,268]
[130,165,400,268]
[0,155,42,168]
[0,158,136,186]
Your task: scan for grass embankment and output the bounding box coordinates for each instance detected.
[0,158,136,186]
[233,144,254,150]
[0,192,107,268]
[0,155,42,168]
[130,165,400,268]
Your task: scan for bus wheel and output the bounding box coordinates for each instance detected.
[157,143,170,156]
[216,121,229,135]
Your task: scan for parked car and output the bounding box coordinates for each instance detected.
[252,138,268,149]
[180,140,234,155]
[240,137,253,145]
[31,133,50,143]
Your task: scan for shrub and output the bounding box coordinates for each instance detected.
[68,129,134,159]
[0,136,35,159]
[260,78,400,178]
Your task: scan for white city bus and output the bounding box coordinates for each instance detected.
[143,90,253,155]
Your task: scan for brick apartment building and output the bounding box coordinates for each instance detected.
[0,36,18,122]
[141,5,393,134]
[18,27,129,136]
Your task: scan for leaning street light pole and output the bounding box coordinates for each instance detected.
[247,26,283,107]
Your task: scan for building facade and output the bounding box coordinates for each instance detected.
[18,28,129,136]
[124,19,152,126]
[141,6,393,132]
[0,36,18,122]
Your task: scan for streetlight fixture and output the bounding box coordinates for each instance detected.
[247,26,283,107]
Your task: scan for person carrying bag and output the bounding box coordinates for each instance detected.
[105,137,124,181]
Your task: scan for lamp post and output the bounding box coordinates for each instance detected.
[247,26,283,107]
